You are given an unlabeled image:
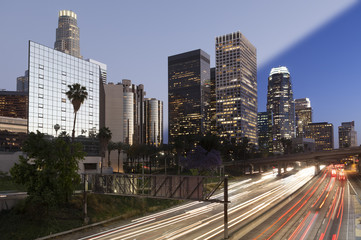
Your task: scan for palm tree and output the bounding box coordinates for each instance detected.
[115,142,124,173]
[107,141,116,168]
[65,83,88,141]
[98,127,112,174]
[54,124,60,137]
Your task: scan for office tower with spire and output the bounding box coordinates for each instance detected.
[215,31,257,145]
[54,10,81,58]
[295,98,312,137]
[267,66,295,153]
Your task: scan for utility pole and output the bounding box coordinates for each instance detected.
[224,176,229,239]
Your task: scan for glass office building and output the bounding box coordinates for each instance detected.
[267,66,295,153]
[168,49,210,145]
[28,41,100,138]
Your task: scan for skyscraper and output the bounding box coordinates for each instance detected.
[304,122,334,151]
[267,66,295,153]
[54,10,81,58]
[145,98,163,146]
[338,121,357,148]
[295,98,312,137]
[168,49,210,145]
[16,70,29,92]
[122,79,145,145]
[257,112,269,150]
[215,31,257,145]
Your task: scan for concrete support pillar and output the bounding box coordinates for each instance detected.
[283,163,287,173]
[278,163,282,175]
[314,163,320,175]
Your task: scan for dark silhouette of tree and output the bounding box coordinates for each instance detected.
[180,146,221,175]
[65,84,88,141]
[97,127,112,174]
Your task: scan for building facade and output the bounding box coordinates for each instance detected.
[295,98,312,138]
[267,66,295,153]
[0,91,28,119]
[28,41,100,139]
[338,121,357,148]
[215,31,257,145]
[168,49,210,145]
[304,122,334,151]
[54,10,81,58]
[88,59,107,84]
[257,112,269,150]
[144,98,163,146]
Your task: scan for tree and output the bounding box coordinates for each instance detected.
[10,131,85,208]
[98,127,112,174]
[54,124,60,137]
[66,83,88,141]
[115,142,124,173]
[180,146,221,175]
[107,141,116,167]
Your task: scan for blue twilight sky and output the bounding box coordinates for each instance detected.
[0,0,360,147]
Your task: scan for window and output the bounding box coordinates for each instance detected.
[38,94,44,99]
[89,112,93,116]
[38,123,43,128]
[89,71,93,75]
[61,98,66,103]
[89,104,93,108]
[39,84,44,89]
[84,163,97,170]
[61,107,66,112]
[62,71,67,76]
[39,74,44,79]
[38,103,43,108]
[89,96,93,100]
[61,117,66,121]
[89,79,93,83]
[61,89,66,93]
[62,80,66,85]
[39,64,44,69]
[38,113,43,118]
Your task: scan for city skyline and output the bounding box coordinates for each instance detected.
[1,0,360,147]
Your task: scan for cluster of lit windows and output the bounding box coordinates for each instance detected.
[215,33,257,145]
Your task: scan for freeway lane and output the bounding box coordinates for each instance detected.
[239,166,355,240]
[76,167,316,240]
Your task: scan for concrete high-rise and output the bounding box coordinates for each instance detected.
[145,98,163,146]
[215,31,257,145]
[54,10,81,58]
[338,121,357,148]
[295,98,312,137]
[304,122,334,151]
[168,49,210,145]
[267,66,295,153]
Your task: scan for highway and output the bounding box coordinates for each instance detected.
[73,165,361,240]
[77,166,320,240]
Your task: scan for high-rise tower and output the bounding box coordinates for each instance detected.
[215,31,257,145]
[295,98,312,137]
[339,121,357,148]
[267,66,295,153]
[54,10,81,58]
[168,49,210,145]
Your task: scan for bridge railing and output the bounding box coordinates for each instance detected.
[82,173,224,202]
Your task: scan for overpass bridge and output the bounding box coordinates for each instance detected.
[224,146,361,175]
